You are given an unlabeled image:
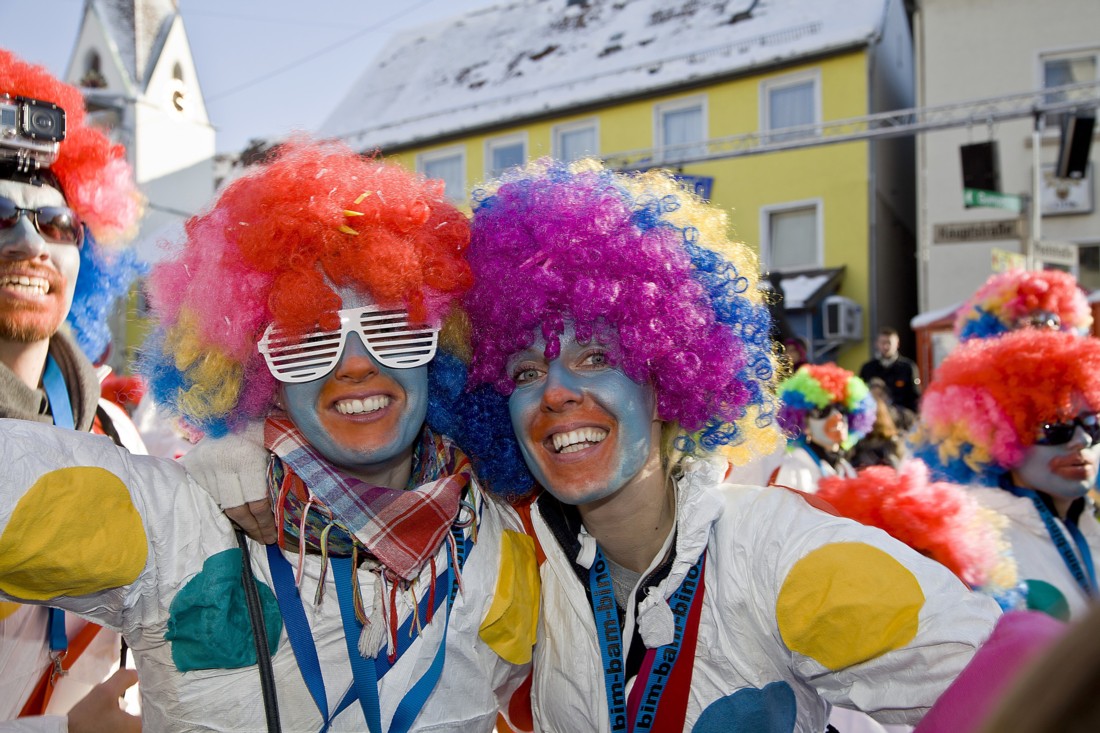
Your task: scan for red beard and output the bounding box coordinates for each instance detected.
[0,263,68,343]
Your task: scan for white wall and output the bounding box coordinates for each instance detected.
[916,0,1100,311]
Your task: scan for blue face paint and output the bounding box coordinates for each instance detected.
[280,287,428,482]
[507,324,658,505]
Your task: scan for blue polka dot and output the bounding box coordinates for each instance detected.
[693,681,797,733]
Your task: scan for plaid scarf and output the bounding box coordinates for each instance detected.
[264,413,469,583]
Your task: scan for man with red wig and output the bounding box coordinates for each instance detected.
[914,329,1100,621]
[0,49,142,732]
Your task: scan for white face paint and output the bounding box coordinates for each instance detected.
[1013,425,1100,502]
[806,410,847,451]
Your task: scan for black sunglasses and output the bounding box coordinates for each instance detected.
[0,195,83,248]
[1035,412,1100,446]
[809,403,844,419]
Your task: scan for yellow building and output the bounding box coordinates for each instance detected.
[323,0,917,368]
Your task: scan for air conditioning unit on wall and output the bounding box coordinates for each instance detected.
[823,295,863,341]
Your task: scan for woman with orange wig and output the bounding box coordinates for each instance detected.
[0,138,537,731]
[915,329,1100,621]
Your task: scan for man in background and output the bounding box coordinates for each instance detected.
[860,326,921,415]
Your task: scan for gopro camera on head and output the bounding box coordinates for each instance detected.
[0,94,66,172]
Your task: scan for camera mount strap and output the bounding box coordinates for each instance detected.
[237,529,282,732]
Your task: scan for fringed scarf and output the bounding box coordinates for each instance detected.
[264,413,477,658]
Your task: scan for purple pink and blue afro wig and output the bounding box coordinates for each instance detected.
[141,137,473,438]
[0,50,146,360]
[777,363,876,450]
[462,158,780,468]
[914,329,1100,485]
[954,269,1091,342]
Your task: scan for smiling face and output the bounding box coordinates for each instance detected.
[0,178,80,345]
[506,324,659,505]
[278,287,428,484]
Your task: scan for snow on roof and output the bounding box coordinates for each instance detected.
[321,0,888,152]
[779,272,831,309]
[94,0,177,88]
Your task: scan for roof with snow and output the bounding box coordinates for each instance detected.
[321,0,889,152]
[92,0,177,89]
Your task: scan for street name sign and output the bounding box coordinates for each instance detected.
[933,219,1022,244]
[963,188,1023,213]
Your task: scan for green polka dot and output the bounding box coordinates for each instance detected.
[1024,579,1071,622]
[166,549,282,671]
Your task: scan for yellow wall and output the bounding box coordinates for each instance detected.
[389,51,873,367]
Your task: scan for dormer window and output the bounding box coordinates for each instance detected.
[80,50,107,89]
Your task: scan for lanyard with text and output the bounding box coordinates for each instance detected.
[266,522,470,733]
[589,546,705,733]
[1002,478,1097,597]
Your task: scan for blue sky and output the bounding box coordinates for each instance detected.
[0,0,499,153]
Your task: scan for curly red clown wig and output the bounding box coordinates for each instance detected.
[915,329,1100,484]
[0,49,141,244]
[142,137,472,437]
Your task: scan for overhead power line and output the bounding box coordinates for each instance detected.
[601,80,1100,168]
[205,0,436,102]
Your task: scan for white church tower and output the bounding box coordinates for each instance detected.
[64,0,215,262]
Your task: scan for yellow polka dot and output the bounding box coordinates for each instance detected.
[776,542,924,670]
[0,601,22,621]
[0,467,147,601]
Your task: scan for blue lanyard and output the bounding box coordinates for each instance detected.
[1002,478,1097,597]
[43,356,73,652]
[266,522,470,733]
[42,355,74,430]
[588,546,704,733]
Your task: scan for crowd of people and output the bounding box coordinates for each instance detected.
[1,49,1098,733]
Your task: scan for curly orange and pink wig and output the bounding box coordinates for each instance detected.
[914,329,1100,484]
[142,137,472,437]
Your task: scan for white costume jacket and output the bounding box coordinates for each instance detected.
[967,485,1100,620]
[0,420,536,733]
[771,442,854,494]
[529,458,1001,733]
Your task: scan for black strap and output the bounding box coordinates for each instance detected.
[236,529,281,732]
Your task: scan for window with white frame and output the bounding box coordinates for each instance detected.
[761,70,820,141]
[486,134,527,178]
[762,201,821,271]
[417,147,466,202]
[553,120,598,162]
[1042,48,1098,128]
[655,97,706,162]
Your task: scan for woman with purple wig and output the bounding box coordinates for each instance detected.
[462,159,1001,732]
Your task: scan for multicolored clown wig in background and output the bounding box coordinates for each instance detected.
[914,329,1100,486]
[954,268,1092,343]
[141,137,474,440]
[777,363,876,451]
[0,49,145,361]
[461,158,781,485]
